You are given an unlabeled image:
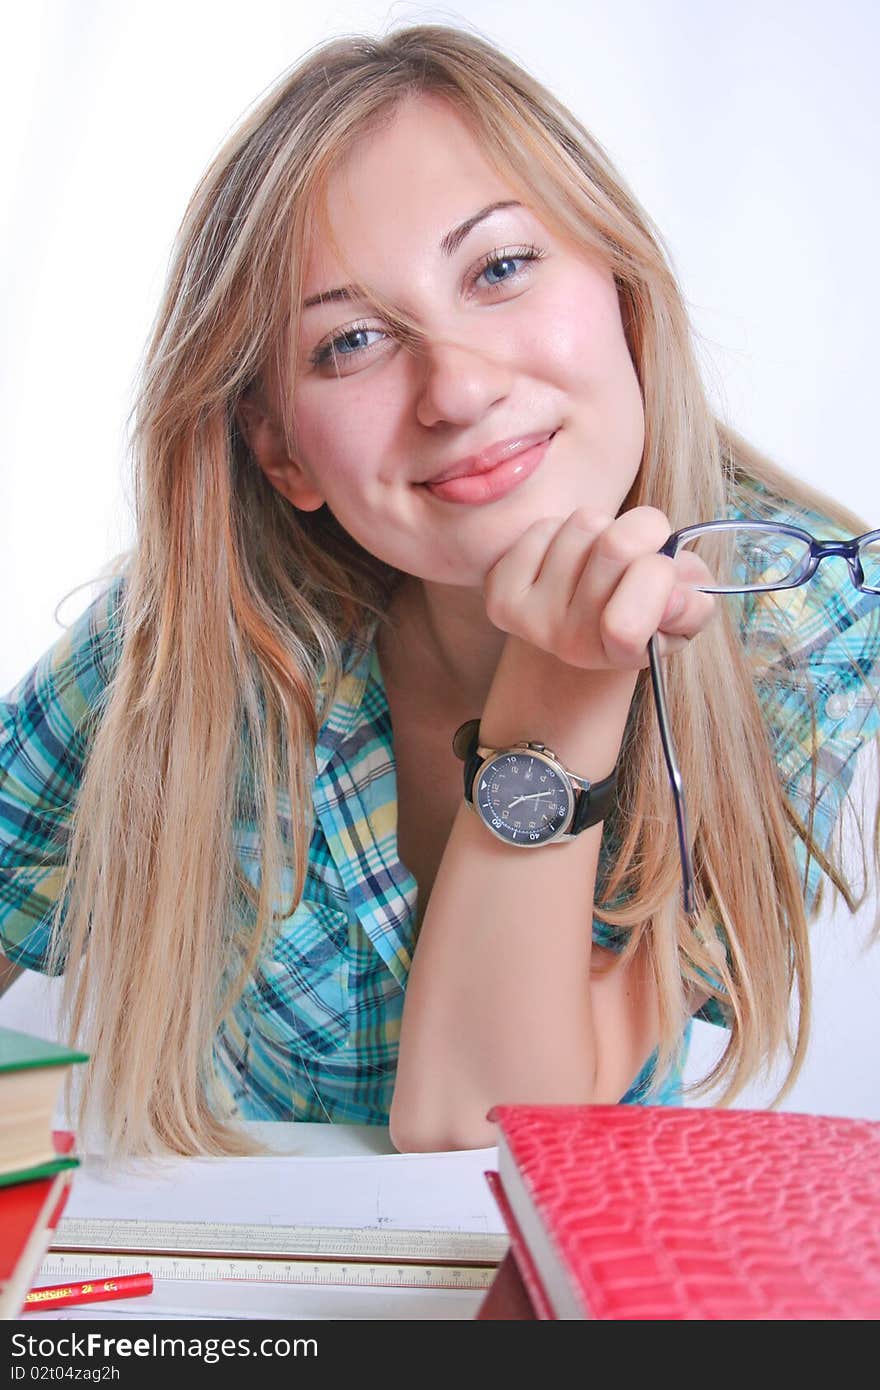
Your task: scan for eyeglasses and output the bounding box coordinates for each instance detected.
[647,519,880,916]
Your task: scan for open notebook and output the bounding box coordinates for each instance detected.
[60,1132,506,1244]
[27,1124,505,1320]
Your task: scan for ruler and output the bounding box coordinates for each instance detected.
[54,1218,506,1264]
[39,1250,496,1291]
[49,1219,507,1292]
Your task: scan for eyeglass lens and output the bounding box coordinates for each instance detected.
[671,525,880,594]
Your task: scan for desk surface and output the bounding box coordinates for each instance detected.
[24,1123,496,1322]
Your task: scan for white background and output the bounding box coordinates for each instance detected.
[1,0,878,1118]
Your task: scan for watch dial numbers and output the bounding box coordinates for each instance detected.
[477,753,572,845]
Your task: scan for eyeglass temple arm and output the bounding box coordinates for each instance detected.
[648,633,696,916]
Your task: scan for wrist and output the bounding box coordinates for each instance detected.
[479,636,638,780]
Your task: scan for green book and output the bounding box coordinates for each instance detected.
[0,1026,88,1074]
[0,1025,88,1185]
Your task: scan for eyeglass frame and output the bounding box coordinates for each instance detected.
[646,518,880,916]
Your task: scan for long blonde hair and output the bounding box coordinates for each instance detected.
[50,24,880,1154]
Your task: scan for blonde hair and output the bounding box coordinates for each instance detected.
[49,24,879,1154]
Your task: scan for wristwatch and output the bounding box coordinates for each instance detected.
[452,718,618,847]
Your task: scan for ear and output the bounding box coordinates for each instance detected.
[236,394,325,513]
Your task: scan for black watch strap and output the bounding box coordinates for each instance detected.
[452,718,618,836]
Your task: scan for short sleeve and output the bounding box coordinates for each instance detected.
[0,578,125,972]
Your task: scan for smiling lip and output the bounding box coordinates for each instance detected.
[423,432,556,505]
[424,431,557,485]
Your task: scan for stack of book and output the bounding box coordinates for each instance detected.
[0,1026,87,1319]
[478,1102,880,1320]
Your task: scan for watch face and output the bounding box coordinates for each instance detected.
[475,750,574,846]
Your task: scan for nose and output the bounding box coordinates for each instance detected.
[414,338,513,429]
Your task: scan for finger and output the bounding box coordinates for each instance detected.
[670,547,718,591]
[530,507,614,605]
[655,548,718,634]
[565,507,674,640]
[482,515,565,629]
[598,552,709,667]
[655,577,717,637]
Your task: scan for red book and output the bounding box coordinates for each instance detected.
[0,1132,78,1319]
[478,1105,880,1320]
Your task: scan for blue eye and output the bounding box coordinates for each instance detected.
[334,328,369,354]
[474,244,545,292]
[311,323,385,369]
[309,243,546,375]
[482,256,522,284]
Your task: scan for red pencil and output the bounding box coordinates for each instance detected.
[23,1272,154,1311]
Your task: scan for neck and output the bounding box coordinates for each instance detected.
[378,576,506,716]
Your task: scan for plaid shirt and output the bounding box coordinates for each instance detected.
[2,485,879,1123]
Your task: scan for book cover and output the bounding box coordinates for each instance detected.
[0,1133,77,1320]
[0,1132,81,1190]
[0,1027,88,1074]
[474,1247,538,1320]
[476,1173,545,1320]
[483,1104,880,1320]
[0,1026,88,1182]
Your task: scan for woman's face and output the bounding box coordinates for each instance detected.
[279,94,645,586]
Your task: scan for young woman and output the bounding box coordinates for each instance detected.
[1,26,878,1156]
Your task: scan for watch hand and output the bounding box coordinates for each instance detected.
[509,791,554,808]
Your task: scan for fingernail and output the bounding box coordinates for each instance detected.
[662,589,686,622]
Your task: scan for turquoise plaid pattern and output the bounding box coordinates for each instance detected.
[2,485,879,1123]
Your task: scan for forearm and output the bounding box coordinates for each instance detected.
[390,637,640,1152]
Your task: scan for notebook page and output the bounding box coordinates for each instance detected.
[64,1145,504,1234]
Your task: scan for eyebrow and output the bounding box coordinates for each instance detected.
[301,200,523,310]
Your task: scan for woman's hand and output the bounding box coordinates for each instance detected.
[482,506,717,673]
